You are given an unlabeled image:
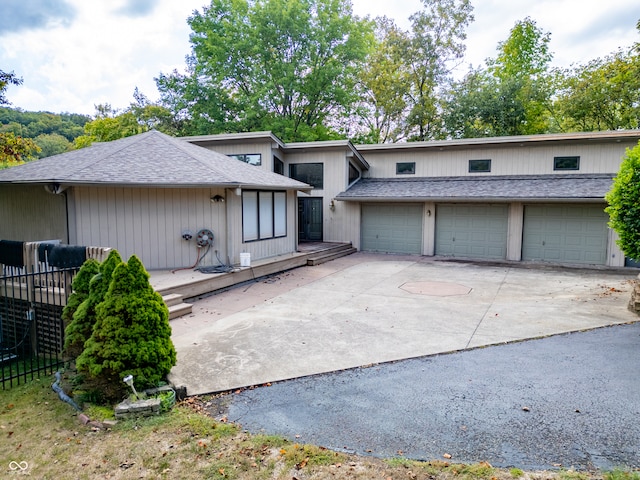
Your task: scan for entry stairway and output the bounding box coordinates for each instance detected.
[155,242,356,319]
[162,293,193,320]
[305,243,357,266]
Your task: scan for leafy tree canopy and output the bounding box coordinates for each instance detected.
[606,142,640,260]
[0,132,40,168]
[73,90,179,148]
[443,17,554,138]
[157,0,374,142]
[0,70,22,106]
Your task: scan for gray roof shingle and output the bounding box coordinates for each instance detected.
[0,130,310,190]
[336,174,614,201]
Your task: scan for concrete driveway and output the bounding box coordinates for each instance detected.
[168,253,638,395]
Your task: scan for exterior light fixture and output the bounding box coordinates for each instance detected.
[123,374,140,399]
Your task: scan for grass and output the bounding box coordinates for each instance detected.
[1,378,638,479]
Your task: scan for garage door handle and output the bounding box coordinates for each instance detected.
[452,237,455,242]
[542,241,545,246]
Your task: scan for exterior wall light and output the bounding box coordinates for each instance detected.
[211,195,225,203]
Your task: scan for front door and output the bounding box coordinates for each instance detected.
[298,198,323,241]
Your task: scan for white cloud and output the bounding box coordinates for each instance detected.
[0,0,638,115]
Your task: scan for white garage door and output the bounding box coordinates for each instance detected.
[522,205,609,265]
[435,204,508,259]
[361,204,423,254]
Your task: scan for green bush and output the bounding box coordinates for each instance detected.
[63,251,123,360]
[76,255,176,401]
[606,142,640,260]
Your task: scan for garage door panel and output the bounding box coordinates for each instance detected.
[361,204,423,254]
[522,205,608,265]
[435,204,508,260]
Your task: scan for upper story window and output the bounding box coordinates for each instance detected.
[229,153,262,166]
[554,156,580,171]
[396,162,415,175]
[469,159,491,173]
[290,163,323,189]
[348,162,360,184]
[273,157,284,175]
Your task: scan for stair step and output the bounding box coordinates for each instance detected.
[162,293,184,307]
[307,247,357,266]
[168,302,192,320]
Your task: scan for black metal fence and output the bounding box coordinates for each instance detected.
[1,265,78,389]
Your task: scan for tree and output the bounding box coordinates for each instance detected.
[76,255,176,400]
[64,251,123,361]
[352,17,411,143]
[0,131,41,168]
[402,0,474,141]
[443,17,554,138]
[73,95,180,148]
[157,0,373,142]
[62,259,101,359]
[553,48,640,132]
[0,70,22,106]
[34,133,72,158]
[605,142,640,260]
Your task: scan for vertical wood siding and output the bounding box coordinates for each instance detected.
[71,187,228,270]
[0,185,67,242]
[362,141,635,178]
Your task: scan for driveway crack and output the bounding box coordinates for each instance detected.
[465,267,511,348]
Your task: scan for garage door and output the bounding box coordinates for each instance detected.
[522,205,608,265]
[361,204,422,254]
[435,204,508,259]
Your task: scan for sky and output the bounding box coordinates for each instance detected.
[0,0,638,116]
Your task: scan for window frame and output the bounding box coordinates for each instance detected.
[242,190,287,243]
[468,159,491,173]
[348,162,360,185]
[553,156,580,171]
[396,162,416,175]
[289,163,324,189]
[228,153,262,166]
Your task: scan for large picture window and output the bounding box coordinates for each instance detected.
[289,163,323,189]
[242,191,287,242]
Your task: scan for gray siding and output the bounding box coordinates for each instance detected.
[0,185,67,242]
[71,186,228,270]
[362,142,634,178]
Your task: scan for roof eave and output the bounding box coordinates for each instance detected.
[335,196,607,203]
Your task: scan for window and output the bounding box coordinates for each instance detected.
[229,153,262,166]
[469,159,491,173]
[554,156,580,171]
[396,162,415,175]
[242,191,287,242]
[289,163,323,189]
[348,162,360,184]
[273,157,284,175]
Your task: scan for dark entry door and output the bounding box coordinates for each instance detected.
[298,198,323,241]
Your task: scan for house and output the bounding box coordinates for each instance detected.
[186,129,640,268]
[0,130,311,270]
[1,128,639,270]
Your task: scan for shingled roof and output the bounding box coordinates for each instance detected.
[336,174,615,202]
[0,130,311,190]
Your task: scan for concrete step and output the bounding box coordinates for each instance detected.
[162,293,184,307]
[168,302,193,320]
[307,247,357,266]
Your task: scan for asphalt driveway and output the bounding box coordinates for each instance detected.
[168,253,638,395]
[221,322,640,470]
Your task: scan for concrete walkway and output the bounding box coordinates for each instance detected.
[167,253,638,395]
